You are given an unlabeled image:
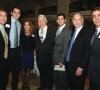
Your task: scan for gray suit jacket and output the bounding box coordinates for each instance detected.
[53,25,72,65]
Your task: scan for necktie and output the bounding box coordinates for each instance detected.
[56,28,60,37]
[14,21,18,47]
[92,29,98,43]
[1,27,8,59]
[66,30,76,62]
[40,29,43,43]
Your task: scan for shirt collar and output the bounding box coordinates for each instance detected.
[41,25,47,30]
[75,26,83,32]
[96,27,100,33]
[59,24,66,31]
[11,16,17,23]
[0,24,4,31]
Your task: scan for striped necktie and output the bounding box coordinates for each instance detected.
[40,28,43,43]
[14,21,18,47]
[56,28,60,37]
[66,30,76,62]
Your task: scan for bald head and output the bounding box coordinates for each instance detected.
[72,13,84,29]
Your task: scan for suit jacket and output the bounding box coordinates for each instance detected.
[21,33,35,52]
[35,26,56,65]
[53,25,72,66]
[0,29,10,68]
[89,31,100,85]
[69,26,91,75]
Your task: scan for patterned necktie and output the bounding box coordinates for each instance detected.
[1,27,8,59]
[14,21,18,47]
[66,30,76,62]
[92,29,98,44]
[40,29,43,43]
[56,28,60,37]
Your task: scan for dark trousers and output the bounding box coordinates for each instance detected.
[0,58,9,90]
[53,70,68,90]
[67,66,87,90]
[9,46,21,90]
[37,64,53,90]
[89,79,100,90]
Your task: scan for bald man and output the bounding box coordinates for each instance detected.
[35,15,56,90]
[66,13,91,90]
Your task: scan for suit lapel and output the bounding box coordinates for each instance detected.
[72,27,84,48]
[55,26,66,42]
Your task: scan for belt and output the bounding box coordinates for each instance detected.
[10,46,20,50]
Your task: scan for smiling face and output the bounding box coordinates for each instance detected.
[38,15,47,28]
[0,10,7,25]
[72,14,84,29]
[11,8,21,20]
[92,10,100,28]
[56,15,66,27]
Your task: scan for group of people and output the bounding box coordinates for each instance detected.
[0,5,100,90]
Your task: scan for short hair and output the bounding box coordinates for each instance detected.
[23,20,34,34]
[0,9,7,15]
[38,14,47,21]
[91,7,100,14]
[57,13,66,19]
[11,6,21,12]
[72,13,84,22]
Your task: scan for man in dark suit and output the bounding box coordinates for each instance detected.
[89,7,100,90]
[5,6,22,90]
[35,15,56,90]
[0,9,9,90]
[66,13,91,90]
[53,13,72,90]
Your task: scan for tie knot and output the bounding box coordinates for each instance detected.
[94,29,98,37]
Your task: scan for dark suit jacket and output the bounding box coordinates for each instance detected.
[21,33,35,52]
[35,26,56,65]
[53,25,72,65]
[69,26,91,75]
[89,31,100,85]
[0,29,10,68]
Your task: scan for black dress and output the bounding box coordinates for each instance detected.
[20,34,35,68]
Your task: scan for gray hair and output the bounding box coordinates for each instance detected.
[38,14,47,21]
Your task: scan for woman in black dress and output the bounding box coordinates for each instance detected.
[20,20,35,90]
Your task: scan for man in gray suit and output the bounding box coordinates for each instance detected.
[53,13,72,90]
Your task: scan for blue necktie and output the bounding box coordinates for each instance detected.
[66,30,76,62]
[40,29,43,43]
[94,29,98,38]
[92,29,98,43]
[14,21,18,47]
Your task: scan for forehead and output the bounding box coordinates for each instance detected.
[13,8,20,13]
[92,10,100,15]
[0,11,7,15]
[73,14,82,19]
[58,16,64,19]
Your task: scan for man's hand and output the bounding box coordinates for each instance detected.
[75,67,83,76]
[59,63,63,67]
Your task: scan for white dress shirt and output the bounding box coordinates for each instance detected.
[39,25,48,40]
